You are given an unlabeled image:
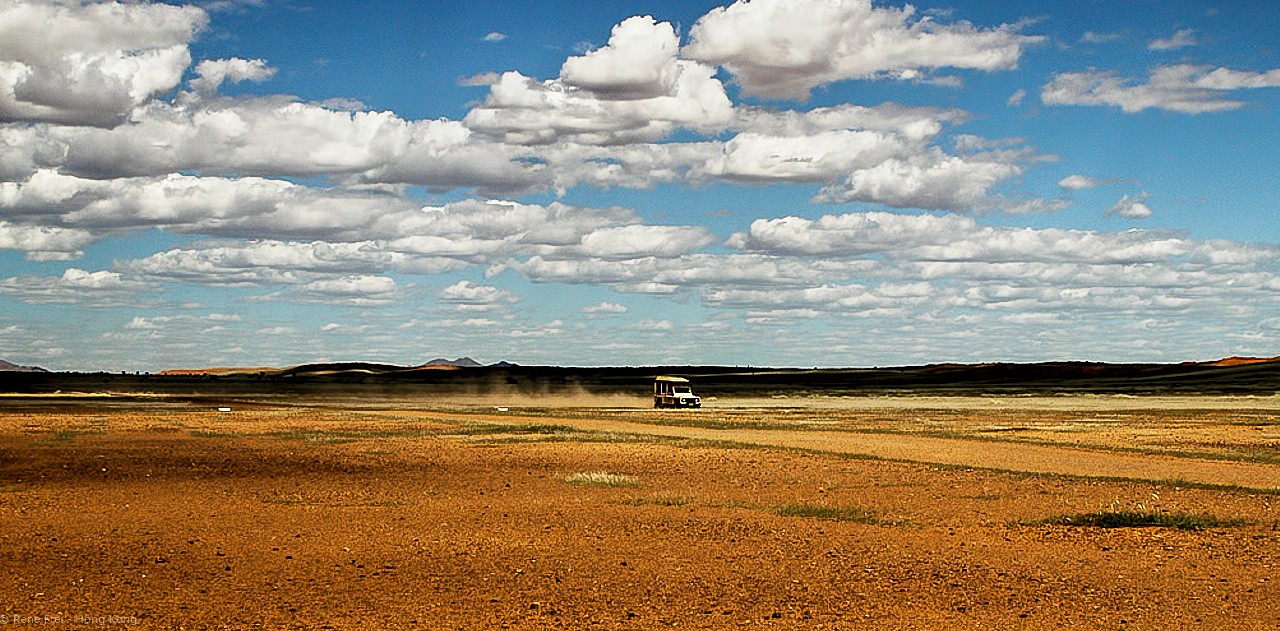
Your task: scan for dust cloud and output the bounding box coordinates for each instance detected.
[414,382,652,409]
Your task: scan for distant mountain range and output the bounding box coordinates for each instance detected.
[6,356,1280,397]
[115,354,1280,378]
[0,359,48,373]
[156,357,506,376]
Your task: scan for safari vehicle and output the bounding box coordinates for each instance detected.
[654,375,701,409]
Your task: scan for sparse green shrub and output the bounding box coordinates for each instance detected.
[192,430,240,439]
[651,492,695,506]
[30,427,102,445]
[621,492,695,506]
[1034,511,1246,530]
[767,503,877,523]
[461,423,577,435]
[269,430,359,445]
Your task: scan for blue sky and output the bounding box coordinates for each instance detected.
[2,0,1279,370]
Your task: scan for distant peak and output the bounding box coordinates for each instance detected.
[0,359,49,372]
[421,357,484,368]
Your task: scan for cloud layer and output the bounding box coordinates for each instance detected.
[2,0,1277,369]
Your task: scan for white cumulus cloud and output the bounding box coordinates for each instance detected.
[438,280,518,308]
[1107,192,1154,219]
[0,220,95,260]
[44,99,461,180]
[118,240,405,286]
[189,58,275,95]
[729,211,1193,263]
[1058,174,1111,190]
[582,301,628,315]
[696,129,916,183]
[568,224,717,259]
[295,275,399,305]
[559,16,682,101]
[1148,29,1197,51]
[0,170,419,240]
[0,0,207,127]
[683,0,1042,100]
[0,267,155,306]
[1042,64,1280,114]
[463,63,733,145]
[813,153,1022,211]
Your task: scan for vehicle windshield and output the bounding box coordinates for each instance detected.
[673,386,691,393]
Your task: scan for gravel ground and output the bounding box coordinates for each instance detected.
[1,400,1278,630]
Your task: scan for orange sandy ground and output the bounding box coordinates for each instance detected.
[1,405,1278,630]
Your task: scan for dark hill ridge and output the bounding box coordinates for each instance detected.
[4,357,1280,397]
[156,357,495,376]
[0,359,48,373]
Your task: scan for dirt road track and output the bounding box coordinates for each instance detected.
[468,412,1280,490]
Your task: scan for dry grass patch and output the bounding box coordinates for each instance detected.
[562,471,641,488]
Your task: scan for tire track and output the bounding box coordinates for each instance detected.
[459,412,1280,490]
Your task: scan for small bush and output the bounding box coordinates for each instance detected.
[562,471,641,488]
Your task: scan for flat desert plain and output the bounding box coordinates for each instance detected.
[2,394,1280,629]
